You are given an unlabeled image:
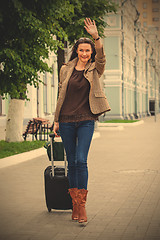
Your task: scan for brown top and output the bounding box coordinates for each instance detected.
[59,68,99,122]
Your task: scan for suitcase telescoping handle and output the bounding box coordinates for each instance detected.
[49,133,67,177]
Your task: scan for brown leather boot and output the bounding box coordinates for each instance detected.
[77,189,88,223]
[68,188,79,220]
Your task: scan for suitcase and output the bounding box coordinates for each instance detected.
[44,133,72,212]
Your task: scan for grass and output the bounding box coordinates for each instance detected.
[101,119,140,123]
[0,140,46,159]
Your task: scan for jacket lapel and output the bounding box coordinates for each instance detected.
[84,61,95,84]
[63,58,78,85]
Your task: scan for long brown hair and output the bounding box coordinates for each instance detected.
[69,38,96,62]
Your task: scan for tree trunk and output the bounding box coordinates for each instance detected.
[5,99,25,142]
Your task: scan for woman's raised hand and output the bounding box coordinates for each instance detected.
[84,18,99,39]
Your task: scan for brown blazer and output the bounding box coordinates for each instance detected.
[54,46,111,122]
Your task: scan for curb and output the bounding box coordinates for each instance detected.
[98,126,124,131]
[98,120,144,127]
[0,148,46,169]
[0,131,101,169]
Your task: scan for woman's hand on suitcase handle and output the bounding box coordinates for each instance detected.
[53,122,59,137]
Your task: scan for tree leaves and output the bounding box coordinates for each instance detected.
[0,0,117,100]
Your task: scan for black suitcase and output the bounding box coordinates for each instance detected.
[44,133,72,212]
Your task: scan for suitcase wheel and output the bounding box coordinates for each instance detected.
[48,208,51,212]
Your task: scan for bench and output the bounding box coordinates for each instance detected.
[34,118,54,133]
[23,118,53,141]
[23,120,41,141]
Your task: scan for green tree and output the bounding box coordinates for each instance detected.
[0,0,74,99]
[0,0,74,142]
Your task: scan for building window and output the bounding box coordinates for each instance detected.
[152,0,159,3]
[51,65,55,114]
[152,8,159,12]
[143,21,147,27]
[51,64,55,87]
[143,3,147,9]
[153,17,159,21]
[155,27,159,31]
[43,73,47,113]
[143,12,147,18]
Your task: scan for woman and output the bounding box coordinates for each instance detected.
[53,18,111,223]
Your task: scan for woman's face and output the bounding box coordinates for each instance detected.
[76,43,93,64]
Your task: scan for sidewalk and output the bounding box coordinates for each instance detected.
[0,115,160,240]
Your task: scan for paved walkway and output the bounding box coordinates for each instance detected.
[0,115,160,240]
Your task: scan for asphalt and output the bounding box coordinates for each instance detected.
[0,115,160,240]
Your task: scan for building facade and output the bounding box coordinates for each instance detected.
[136,0,160,40]
[103,0,160,120]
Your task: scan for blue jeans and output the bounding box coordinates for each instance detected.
[59,120,95,190]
